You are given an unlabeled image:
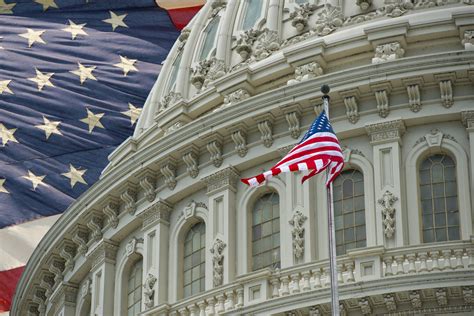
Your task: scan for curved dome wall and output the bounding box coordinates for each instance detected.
[12,0,474,315]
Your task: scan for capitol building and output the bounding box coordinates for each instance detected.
[11,0,474,315]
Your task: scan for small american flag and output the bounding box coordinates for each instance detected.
[241,110,344,187]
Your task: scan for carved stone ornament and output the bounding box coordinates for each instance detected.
[39,273,54,297]
[439,79,453,108]
[287,62,323,85]
[365,119,406,144]
[143,273,157,309]
[375,89,390,118]
[206,139,223,167]
[81,279,91,298]
[210,0,226,17]
[372,42,405,64]
[230,129,248,157]
[59,241,76,273]
[72,225,89,256]
[223,88,250,105]
[436,288,448,306]
[164,121,184,136]
[384,294,397,311]
[257,118,273,148]
[178,28,190,47]
[463,287,473,304]
[139,173,156,203]
[252,28,281,61]
[356,0,373,11]
[32,288,46,314]
[210,238,226,287]
[410,291,422,309]
[183,200,207,219]
[386,0,413,17]
[462,30,474,50]
[103,200,119,229]
[406,84,422,112]
[359,297,372,315]
[48,257,65,287]
[343,96,359,124]
[86,213,103,242]
[125,237,143,257]
[139,200,172,228]
[88,240,118,269]
[461,110,474,129]
[160,160,177,190]
[202,166,240,194]
[289,210,307,260]
[314,4,344,36]
[284,110,301,139]
[191,57,227,91]
[235,29,261,61]
[121,186,137,215]
[289,3,318,32]
[183,151,199,178]
[378,190,398,238]
[158,91,182,112]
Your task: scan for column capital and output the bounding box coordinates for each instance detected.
[139,199,172,229]
[52,283,78,308]
[202,166,240,195]
[461,110,474,130]
[365,119,406,145]
[87,239,118,270]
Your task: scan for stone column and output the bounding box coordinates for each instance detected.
[139,199,172,307]
[366,120,406,248]
[267,0,281,32]
[87,239,118,316]
[50,284,77,316]
[202,166,239,288]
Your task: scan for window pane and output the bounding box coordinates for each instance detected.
[183,222,206,297]
[343,179,353,198]
[447,211,459,226]
[448,227,460,240]
[422,214,433,229]
[199,17,219,60]
[435,228,447,241]
[242,0,263,30]
[127,260,142,314]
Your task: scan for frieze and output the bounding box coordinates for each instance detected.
[365,119,406,144]
[139,199,172,229]
[202,166,240,194]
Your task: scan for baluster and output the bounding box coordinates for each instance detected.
[235,287,244,307]
[383,256,393,276]
[197,301,206,316]
[323,267,331,287]
[312,269,322,289]
[207,297,216,315]
[337,264,344,284]
[302,271,311,291]
[407,254,416,274]
[225,290,235,310]
[467,249,474,269]
[216,294,226,313]
[454,249,464,269]
[345,262,355,282]
[270,277,280,298]
[442,250,453,270]
[291,273,301,293]
[430,251,440,271]
[281,276,290,296]
[418,252,428,273]
[395,255,405,275]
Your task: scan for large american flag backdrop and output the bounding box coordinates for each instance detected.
[0,0,203,313]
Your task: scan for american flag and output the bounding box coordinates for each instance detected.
[241,110,344,187]
[0,0,202,314]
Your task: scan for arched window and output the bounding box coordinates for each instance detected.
[419,154,460,243]
[333,169,366,255]
[251,192,280,271]
[183,222,206,298]
[241,0,263,30]
[166,52,182,93]
[199,17,219,60]
[127,260,143,316]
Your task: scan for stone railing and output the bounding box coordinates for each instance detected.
[148,241,473,315]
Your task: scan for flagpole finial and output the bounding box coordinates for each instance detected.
[321,84,330,95]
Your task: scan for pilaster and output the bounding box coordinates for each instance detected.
[365,119,406,248]
[139,199,172,307]
[202,166,239,287]
[87,239,118,316]
[462,111,474,228]
[49,283,77,316]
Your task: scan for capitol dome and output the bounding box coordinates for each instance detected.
[11,0,474,315]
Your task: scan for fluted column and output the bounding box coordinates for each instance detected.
[87,239,118,316]
[202,166,239,288]
[366,119,406,248]
[140,199,172,307]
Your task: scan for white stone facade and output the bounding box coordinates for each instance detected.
[11,0,474,315]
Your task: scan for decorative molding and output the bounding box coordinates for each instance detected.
[202,166,240,194]
[32,288,46,315]
[372,42,405,64]
[287,62,323,85]
[256,114,274,148]
[462,30,474,50]
[439,79,453,108]
[206,137,223,168]
[138,170,156,202]
[342,146,365,163]
[289,3,318,32]
[160,159,177,190]
[178,28,190,49]
[223,88,250,106]
[125,237,143,257]
[365,119,406,145]
[210,0,226,17]
[86,211,103,242]
[344,96,359,124]
[384,294,397,311]
[102,199,119,229]
[59,240,76,274]
[289,210,307,260]
[182,149,199,178]
[143,273,157,309]
[410,290,422,309]
[406,84,422,112]
[285,111,301,139]
[120,185,137,215]
[210,238,226,287]
[139,199,172,229]
[87,239,118,270]
[229,125,248,158]
[436,288,448,306]
[314,4,344,36]
[359,297,372,315]
[461,110,474,129]
[71,224,89,256]
[463,287,473,304]
[378,190,398,239]
[374,89,390,118]
[191,57,227,91]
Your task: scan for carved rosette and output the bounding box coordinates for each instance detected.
[378,190,398,238]
[289,210,307,260]
[143,273,157,309]
[314,4,344,36]
[356,0,373,11]
[372,42,405,64]
[210,238,226,287]
[287,62,323,85]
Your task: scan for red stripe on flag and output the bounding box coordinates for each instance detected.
[0,266,24,312]
[166,5,203,30]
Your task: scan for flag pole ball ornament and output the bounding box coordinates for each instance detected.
[0,0,203,313]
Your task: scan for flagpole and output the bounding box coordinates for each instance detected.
[321,85,340,316]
